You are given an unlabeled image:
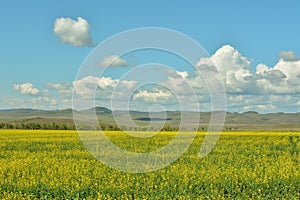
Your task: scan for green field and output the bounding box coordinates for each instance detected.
[0,130,299,199]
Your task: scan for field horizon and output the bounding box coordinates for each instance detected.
[1,106,300,131]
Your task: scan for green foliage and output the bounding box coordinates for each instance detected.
[0,121,182,131]
[0,122,76,130]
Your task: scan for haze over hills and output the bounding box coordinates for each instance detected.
[0,107,299,130]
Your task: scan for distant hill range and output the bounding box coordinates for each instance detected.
[0,107,299,130]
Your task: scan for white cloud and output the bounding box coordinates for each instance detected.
[176,71,189,79]
[13,83,39,95]
[5,94,61,110]
[274,59,300,86]
[193,45,300,112]
[196,45,300,95]
[45,82,72,107]
[163,70,195,96]
[255,59,300,94]
[196,45,256,94]
[7,98,25,105]
[31,97,58,106]
[210,45,251,73]
[53,17,92,47]
[46,83,70,90]
[133,88,172,102]
[97,55,128,67]
[73,75,138,110]
[279,51,299,62]
[213,46,253,91]
[241,103,276,112]
[73,76,136,98]
[8,45,300,113]
[97,77,118,89]
[197,45,257,93]
[256,63,269,74]
[73,76,99,97]
[242,105,256,111]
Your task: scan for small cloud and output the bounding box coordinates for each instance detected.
[31,97,58,107]
[242,105,254,111]
[13,83,39,95]
[97,55,128,67]
[257,104,276,111]
[176,71,189,79]
[46,82,72,99]
[279,51,300,62]
[73,75,136,99]
[165,69,189,79]
[133,89,172,102]
[53,17,92,47]
[46,82,70,90]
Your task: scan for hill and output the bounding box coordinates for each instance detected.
[0,107,299,130]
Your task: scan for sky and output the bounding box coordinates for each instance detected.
[1,1,300,113]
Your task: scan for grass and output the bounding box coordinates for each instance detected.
[0,130,299,199]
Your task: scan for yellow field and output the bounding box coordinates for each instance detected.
[0,130,299,199]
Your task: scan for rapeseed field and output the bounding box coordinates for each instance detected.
[0,130,299,199]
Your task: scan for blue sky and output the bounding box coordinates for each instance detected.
[1,1,300,112]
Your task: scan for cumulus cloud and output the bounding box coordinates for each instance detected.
[193,45,300,112]
[97,55,129,67]
[133,88,172,102]
[279,51,300,62]
[13,83,39,95]
[256,64,269,74]
[176,71,189,79]
[97,77,119,89]
[210,45,251,73]
[196,45,255,94]
[53,17,92,47]
[196,45,300,95]
[72,76,139,110]
[162,70,195,96]
[10,45,299,112]
[46,82,70,90]
[273,59,300,85]
[255,60,300,94]
[73,76,99,97]
[73,76,136,98]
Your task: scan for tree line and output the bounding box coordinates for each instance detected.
[0,122,181,131]
[0,121,240,131]
[0,122,76,130]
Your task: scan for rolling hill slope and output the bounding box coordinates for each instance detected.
[0,107,299,130]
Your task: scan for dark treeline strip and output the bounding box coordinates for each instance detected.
[0,122,76,130]
[0,122,182,131]
[0,122,243,131]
